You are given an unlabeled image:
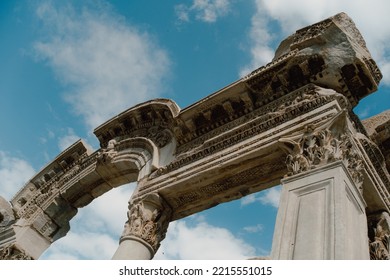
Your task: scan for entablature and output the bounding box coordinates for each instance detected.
[137,87,352,220]
[1,12,388,260]
[92,13,382,163]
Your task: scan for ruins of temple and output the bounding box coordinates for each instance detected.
[1,12,389,260]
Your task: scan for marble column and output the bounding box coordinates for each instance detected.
[112,193,171,260]
[368,211,390,260]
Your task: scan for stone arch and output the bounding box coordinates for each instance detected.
[94,136,161,187]
[0,135,171,259]
[0,98,180,259]
[2,13,390,260]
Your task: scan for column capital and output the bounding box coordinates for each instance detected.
[368,211,390,260]
[0,244,33,260]
[280,110,364,192]
[120,193,172,256]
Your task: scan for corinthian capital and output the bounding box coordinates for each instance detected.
[0,244,33,260]
[280,111,364,191]
[121,193,172,254]
[369,212,390,260]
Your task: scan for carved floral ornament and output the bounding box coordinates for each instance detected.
[0,244,33,260]
[279,110,364,191]
[121,193,171,254]
[0,197,15,229]
[369,212,390,260]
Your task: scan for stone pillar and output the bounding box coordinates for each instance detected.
[368,211,390,260]
[272,120,369,259]
[0,196,35,260]
[112,193,171,260]
[271,161,368,259]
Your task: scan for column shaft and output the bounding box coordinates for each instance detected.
[271,161,369,259]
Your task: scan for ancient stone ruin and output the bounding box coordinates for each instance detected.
[1,13,389,260]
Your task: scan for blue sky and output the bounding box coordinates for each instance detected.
[0,0,389,259]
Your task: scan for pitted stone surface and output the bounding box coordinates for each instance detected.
[363,110,390,170]
[0,13,387,260]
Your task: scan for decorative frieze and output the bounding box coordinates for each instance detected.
[147,127,172,148]
[143,110,338,197]
[363,58,383,85]
[291,18,332,47]
[12,141,94,221]
[160,85,346,178]
[0,12,387,260]
[170,161,283,211]
[94,99,180,149]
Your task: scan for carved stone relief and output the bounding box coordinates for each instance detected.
[0,12,388,260]
[97,139,118,164]
[0,244,33,260]
[164,85,347,178]
[368,212,390,260]
[148,127,172,148]
[121,193,171,254]
[0,197,15,229]
[280,113,364,192]
[94,99,179,149]
[362,110,390,171]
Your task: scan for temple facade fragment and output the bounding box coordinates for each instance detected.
[1,13,388,260]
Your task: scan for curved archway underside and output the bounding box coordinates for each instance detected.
[1,13,390,260]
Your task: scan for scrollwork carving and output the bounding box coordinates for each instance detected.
[369,212,390,260]
[280,124,364,191]
[0,200,15,229]
[121,193,171,254]
[0,244,33,260]
[292,18,332,47]
[148,127,172,148]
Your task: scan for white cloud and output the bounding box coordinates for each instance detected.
[239,0,275,76]
[175,4,191,23]
[42,231,118,260]
[380,61,390,85]
[34,1,171,130]
[80,183,136,235]
[243,224,264,233]
[241,186,281,208]
[240,193,257,206]
[57,128,80,152]
[0,151,35,200]
[242,0,390,84]
[32,0,390,261]
[175,0,231,23]
[259,0,390,41]
[258,187,281,208]
[32,2,168,260]
[155,219,256,260]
